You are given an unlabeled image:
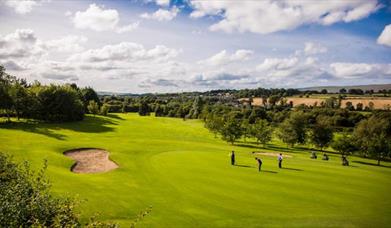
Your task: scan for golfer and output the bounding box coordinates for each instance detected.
[230,151,235,165]
[278,153,283,168]
[255,157,262,172]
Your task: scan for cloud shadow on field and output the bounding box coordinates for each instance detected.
[352,160,391,168]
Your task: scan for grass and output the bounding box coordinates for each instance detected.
[0,113,390,227]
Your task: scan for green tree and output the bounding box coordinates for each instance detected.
[331,132,357,158]
[277,112,308,147]
[310,116,334,151]
[0,152,80,227]
[250,119,273,147]
[354,116,391,165]
[188,96,203,119]
[0,66,13,122]
[241,119,251,142]
[220,116,243,145]
[138,101,150,116]
[81,87,100,110]
[204,114,223,138]
[87,100,99,116]
[100,103,110,116]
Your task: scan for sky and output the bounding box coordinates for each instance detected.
[0,0,390,93]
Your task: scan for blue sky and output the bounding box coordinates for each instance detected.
[0,0,390,92]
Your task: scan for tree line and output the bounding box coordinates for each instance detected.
[204,108,391,165]
[0,66,103,122]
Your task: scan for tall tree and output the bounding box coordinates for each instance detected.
[354,116,391,165]
[331,132,357,158]
[277,112,308,147]
[250,119,273,147]
[220,116,243,145]
[87,100,99,116]
[204,114,223,138]
[311,116,334,151]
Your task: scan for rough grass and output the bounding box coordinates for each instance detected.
[0,113,390,227]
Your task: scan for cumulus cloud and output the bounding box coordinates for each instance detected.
[0,29,45,59]
[200,49,253,66]
[44,35,87,53]
[189,1,381,34]
[303,42,328,55]
[140,7,179,21]
[71,4,138,33]
[3,0,42,14]
[139,79,178,88]
[330,63,391,78]
[68,42,179,63]
[377,24,391,47]
[41,72,79,81]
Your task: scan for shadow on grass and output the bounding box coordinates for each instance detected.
[106,114,125,120]
[0,115,119,140]
[234,164,254,168]
[261,170,278,174]
[281,167,303,171]
[352,160,391,168]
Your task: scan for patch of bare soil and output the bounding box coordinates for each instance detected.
[252,152,293,158]
[64,148,118,173]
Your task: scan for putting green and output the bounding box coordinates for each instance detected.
[0,113,390,227]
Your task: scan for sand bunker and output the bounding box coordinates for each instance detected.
[252,152,293,158]
[64,148,118,173]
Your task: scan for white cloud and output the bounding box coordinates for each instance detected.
[330,63,391,78]
[68,42,179,63]
[116,22,140,33]
[0,29,45,59]
[72,4,138,33]
[4,0,40,14]
[377,24,391,47]
[140,7,179,21]
[189,0,381,34]
[45,35,87,53]
[155,0,169,7]
[303,42,328,55]
[199,49,253,66]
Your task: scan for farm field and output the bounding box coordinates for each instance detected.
[249,97,391,109]
[0,113,391,227]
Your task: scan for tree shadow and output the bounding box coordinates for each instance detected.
[54,115,118,133]
[0,121,67,140]
[352,161,391,168]
[0,115,118,140]
[281,167,303,171]
[235,143,260,149]
[106,114,125,120]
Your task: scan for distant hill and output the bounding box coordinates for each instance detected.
[299,84,391,93]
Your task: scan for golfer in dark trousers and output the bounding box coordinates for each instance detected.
[230,151,235,165]
[278,153,283,168]
[255,157,262,172]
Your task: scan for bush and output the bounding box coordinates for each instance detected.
[0,152,80,227]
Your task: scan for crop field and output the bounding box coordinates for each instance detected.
[0,114,390,227]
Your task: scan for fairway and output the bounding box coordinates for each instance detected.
[1,114,390,227]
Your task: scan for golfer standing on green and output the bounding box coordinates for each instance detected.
[230,151,235,165]
[278,153,283,168]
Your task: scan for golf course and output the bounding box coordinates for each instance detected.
[1,113,390,227]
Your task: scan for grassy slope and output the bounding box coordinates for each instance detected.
[0,113,390,227]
